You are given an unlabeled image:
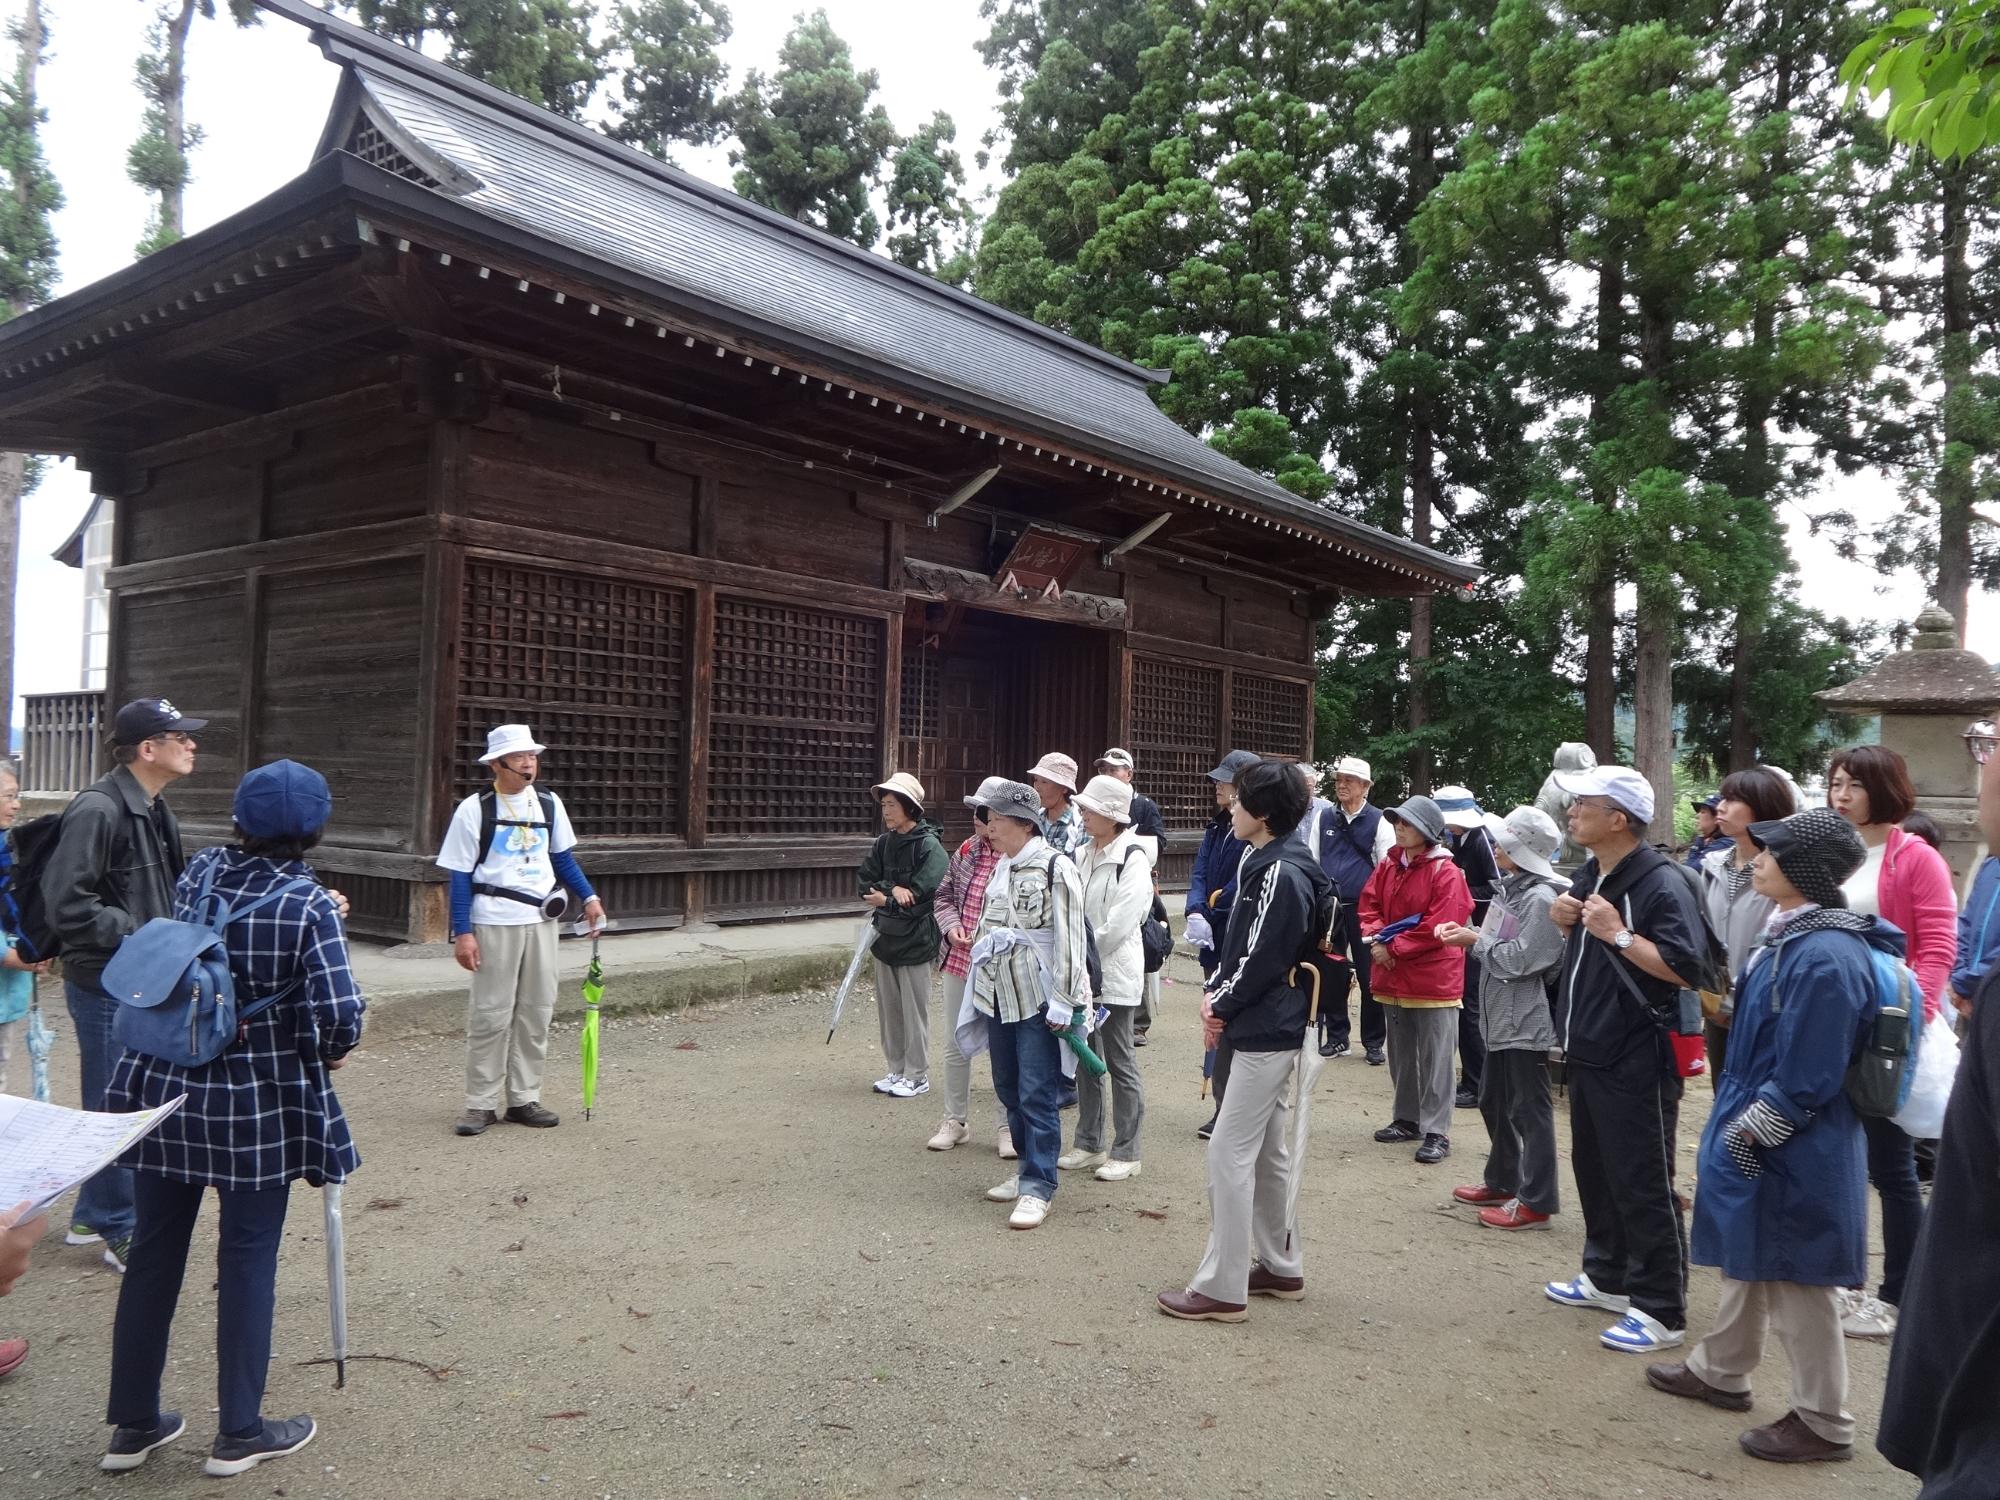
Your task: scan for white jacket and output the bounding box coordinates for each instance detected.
[1077,828,1154,1007]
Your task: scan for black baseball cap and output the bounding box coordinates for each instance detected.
[112,696,208,746]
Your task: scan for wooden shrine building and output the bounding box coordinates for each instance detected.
[2,2,1476,942]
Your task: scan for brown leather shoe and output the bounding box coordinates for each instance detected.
[1645,1362,1752,1412]
[1156,1289,1247,1323]
[504,1103,560,1128]
[454,1109,497,1137]
[1247,1264,1305,1300]
[1738,1411,1853,1464]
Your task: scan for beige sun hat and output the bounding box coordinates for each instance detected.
[1074,774,1134,825]
[1026,752,1079,793]
[872,771,927,811]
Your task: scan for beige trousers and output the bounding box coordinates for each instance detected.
[1188,1048,1303,1305]
[1687,1277,1853,1445]
[464,921,560,1111]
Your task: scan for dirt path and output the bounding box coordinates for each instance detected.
[0,979,1914,1499]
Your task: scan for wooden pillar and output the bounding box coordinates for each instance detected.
[238,567,264,776]
[411,418,470,943]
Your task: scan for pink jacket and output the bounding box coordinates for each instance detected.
[1876,826,1958,1021]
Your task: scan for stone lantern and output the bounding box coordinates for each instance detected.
[1817,604,2000,884]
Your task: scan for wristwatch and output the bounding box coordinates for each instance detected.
[1612,929,1635,951]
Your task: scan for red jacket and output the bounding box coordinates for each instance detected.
[1875,826,1959,1022]
[1358,845,1474,1005]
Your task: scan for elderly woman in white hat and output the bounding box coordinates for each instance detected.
[1028,752,1082,855]
[1059,774,1154,1181]
[1437,807,1567,1229]
[858,772,948,1098]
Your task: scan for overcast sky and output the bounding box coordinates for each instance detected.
[12,0,1986,718]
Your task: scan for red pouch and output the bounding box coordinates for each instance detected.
[1669,1029,1708,1079]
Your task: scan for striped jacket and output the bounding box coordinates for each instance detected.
[934,835,999,981]
[970,838,1088,1025]
[108,846,365,1190]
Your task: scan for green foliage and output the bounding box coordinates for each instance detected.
[886,112,975,280]
[346,2,605,118]
[730,10,898,248]
[604,0,734,163]
[1842,2,2000,159]
[0,10,60,312]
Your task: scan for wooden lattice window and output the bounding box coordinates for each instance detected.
[1231,673,1311,760]
[899,643,941,745]
[456,562,690,837]
[345,120,445,189]
[707,598,883,837]
[1131,654,1223,831]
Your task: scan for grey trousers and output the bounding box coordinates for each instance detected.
[1074,1005,1144,1160]
[939,971,1004,1128]
[874,959,932,1084]
[1383,1002,1458,1139]
[1688,1277,1854,1446]
[1137,971,1159,1030]
[1189,1048,1302,1304]
[465,920,559,1111]
[1479,1047,1559,1214]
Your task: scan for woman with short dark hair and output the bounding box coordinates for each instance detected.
[857,773,947,1099]
[1699,766,1799,1081]
[98,760,364,1478]
[1827,744,1955,1341]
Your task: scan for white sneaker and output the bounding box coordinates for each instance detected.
[873,1073,903,1095]
[1842,1293,1898,1340]
[1095,1159,1142,1182]
[997,1127,1018,1160]
[1599,1309,1685,1353]
[1057,1147,1107,1171]
[927,1118,969,1151]
[889,1076,930,1098]
[1544,1272,1630,1313]
[1008,1195,1050,1230]
[985,1175,1021,1202]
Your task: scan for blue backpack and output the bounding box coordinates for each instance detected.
[103,864,317,1068]
[1846,948,1923,1119]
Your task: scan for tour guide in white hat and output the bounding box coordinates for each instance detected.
[436,724,607,1137]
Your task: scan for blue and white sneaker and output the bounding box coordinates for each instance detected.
[1543,1273,1630,1313]
[1600,1309,1685,1353]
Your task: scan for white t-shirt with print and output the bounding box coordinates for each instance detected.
[436,788,579,927]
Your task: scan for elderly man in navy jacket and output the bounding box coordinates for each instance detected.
[1311,756,1392,1063]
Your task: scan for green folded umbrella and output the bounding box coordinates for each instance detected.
[580,937,603,1120]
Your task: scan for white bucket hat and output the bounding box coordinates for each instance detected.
[1484,806,1562,880]
[1026,752,1079,793]
[1434,784,1485,831]
[872,771,927,812]
[1332,755,1373,784]
[1074,774,1134,825]
[479,724,547,764]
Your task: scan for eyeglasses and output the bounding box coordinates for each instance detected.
[148,731,196,746]
[1967,721,1998,766]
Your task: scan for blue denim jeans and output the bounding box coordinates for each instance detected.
[66,976,136,1240]
[988,1011,1064,1202]
[108,1175,292,1439]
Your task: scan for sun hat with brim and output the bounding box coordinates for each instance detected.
[479,724,547,764]
[966,778,1045,830]
[1434,785,1484,831]
[1207,749,1262,783]
[1095,748,1135,772]
[872,771,927,812]
[1075,774,1134,825]
[1553,766,1656,828]
[1026,752,1079,793]
[1384,795,1448,845]
[1332,755,1373,784]
[1484,806,1561,880]
[1746,808,1866,908]
[234,759,333,841]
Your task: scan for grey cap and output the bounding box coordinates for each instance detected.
[1384,794,1448,845]
[1207,749,1262,783]
[965,777,1046,830]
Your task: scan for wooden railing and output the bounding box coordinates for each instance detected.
[22,690,104,795]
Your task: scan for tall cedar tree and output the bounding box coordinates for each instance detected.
[128,0,257,257]
[730,11,897,249]
[886,113,975,281]
[604,0,734,163]
[0,0,59,730]
[348,2,604,118]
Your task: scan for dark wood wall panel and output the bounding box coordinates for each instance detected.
[255,559,425,849]
[1001,621,1111,785]
[336,871,408,941]
[1228,587,1310,661]
[591,870,687,929]
[1231,672,1311,761]
[125,454,258,563]
[465,416,697,553]
[266,411,429,537]
[707,597,883,837]
[1128,566,1223,647]
[453,559,691,838]
[708,864,860,923]
[1130,652,1224,833]
[114,582,247,827]
[715,479,880,586]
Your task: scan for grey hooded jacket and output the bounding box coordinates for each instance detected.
[1472,868,1566,1051]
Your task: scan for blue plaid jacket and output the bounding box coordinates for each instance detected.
[109,846,365,1190]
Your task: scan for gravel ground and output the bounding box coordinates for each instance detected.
[0,977,1913,1500]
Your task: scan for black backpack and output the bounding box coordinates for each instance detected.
[1661,852,1729,996]
[9,811,70,961]
[476,787,557,865]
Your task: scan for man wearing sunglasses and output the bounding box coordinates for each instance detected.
[1947,720,2000,1021]
[39,697,204,1273]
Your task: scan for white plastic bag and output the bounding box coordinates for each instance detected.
[1892,1010,1962,1139]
